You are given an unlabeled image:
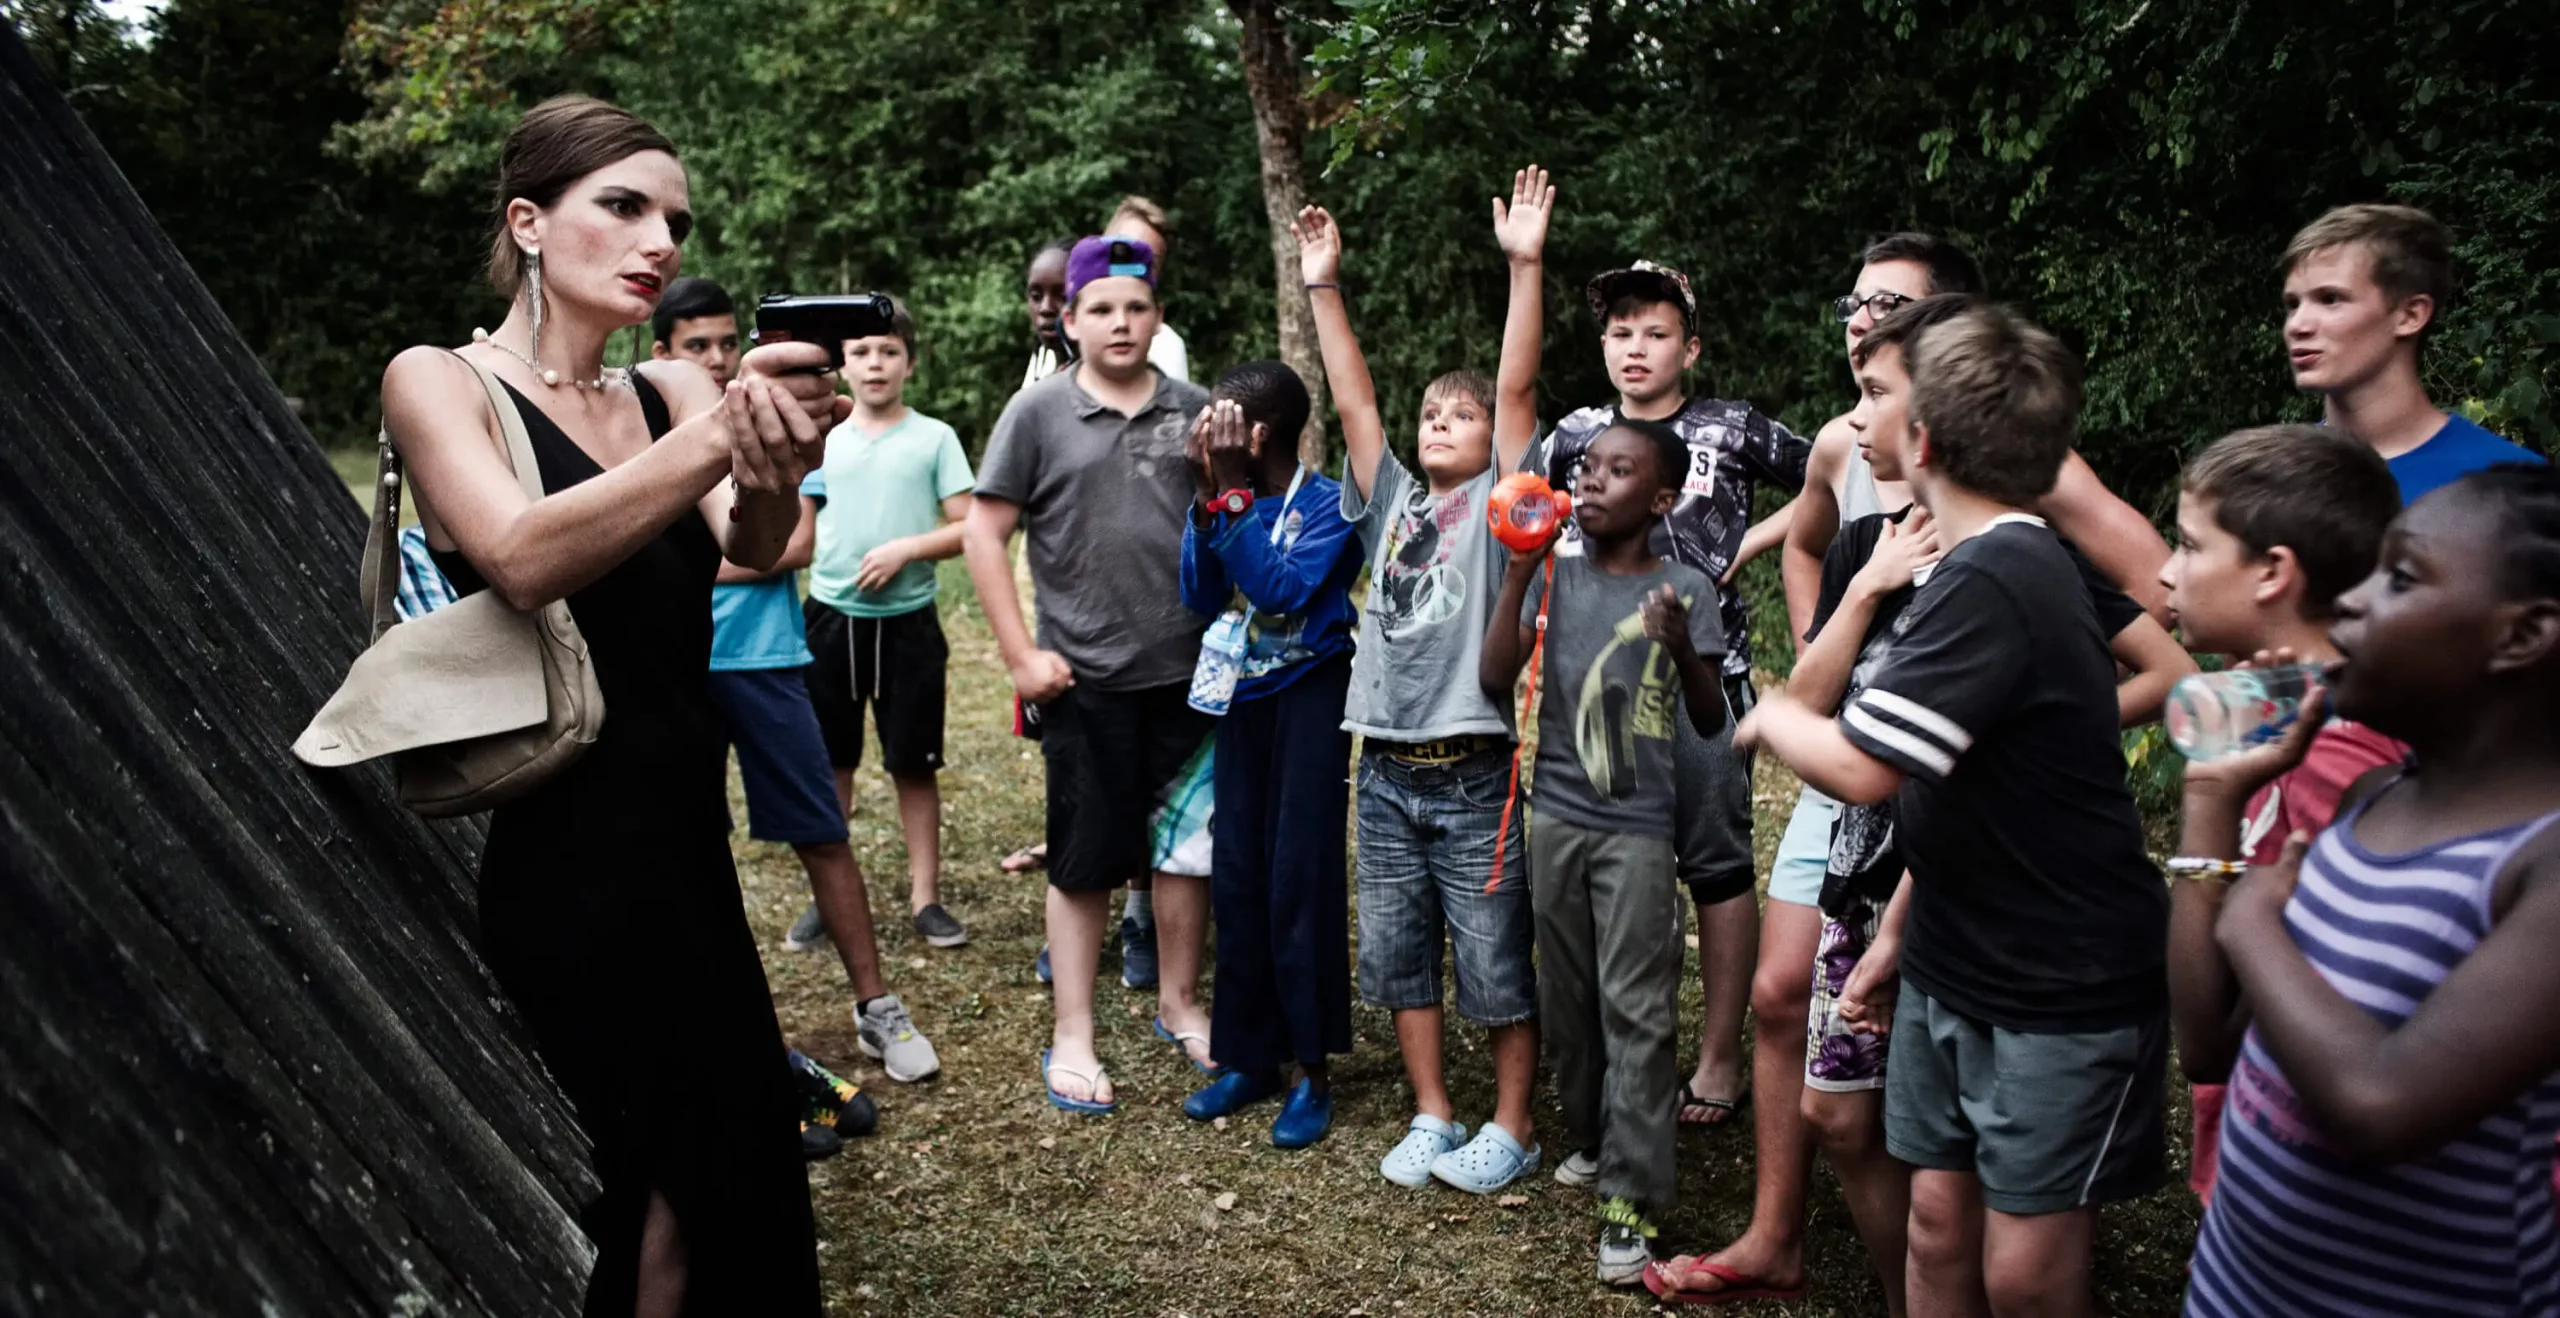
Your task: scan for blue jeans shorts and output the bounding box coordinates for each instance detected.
[1769,786,1838,909]
[1353,744,1537,1027]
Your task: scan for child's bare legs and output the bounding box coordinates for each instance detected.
[1907,1169,1990,1318]
[1982,1207,2095,1318]
[1150,871,1212,1053]
[1045,885,1114,1103]
[634,1189,687,1318]
[891,773,942,912]
[1805,1087,1910,1317]
[833,768,856,822]
[1395,1006,1453,1122]
[798,840,887,1001]
[1487,1019,1537,1143]
[1687,892,1755,1111]
[1683,900,1823,1290]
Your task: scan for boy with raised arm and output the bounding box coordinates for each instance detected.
[1483,418,1727,1286]
[1294,167,1549,1192]
[1739,302,2168,1317]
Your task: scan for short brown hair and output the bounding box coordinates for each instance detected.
[1107,195,1172,253]
[489,96,677,295]
[1903,303,2083,505]
[2282,204,2454,331]
[1851,292,1977,369]
[883,295,918,354]
[1420,369,1494,418]
[2182,424,2400,620]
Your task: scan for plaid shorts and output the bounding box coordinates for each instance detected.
[1804,893,1890,1093]
[1149,738,1215,878]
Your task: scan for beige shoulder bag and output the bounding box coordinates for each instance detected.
[293,357,605,816]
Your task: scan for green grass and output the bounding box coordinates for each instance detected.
[328,468,2198,1314]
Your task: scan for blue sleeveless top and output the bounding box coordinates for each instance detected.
[2186,795,2560,1317]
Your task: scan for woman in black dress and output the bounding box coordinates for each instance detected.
[382,97,846,1317]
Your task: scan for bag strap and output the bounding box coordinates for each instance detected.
[360,353,547,640]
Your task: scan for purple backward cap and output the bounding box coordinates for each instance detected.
[1066,234,1158,304]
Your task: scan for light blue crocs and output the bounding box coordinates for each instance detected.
[1379,1114,1468,1188]
[1430,1121,1541,1194]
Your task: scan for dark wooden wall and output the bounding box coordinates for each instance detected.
[0,26,595,1317]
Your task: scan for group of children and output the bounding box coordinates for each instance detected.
[651,179,2556,1314]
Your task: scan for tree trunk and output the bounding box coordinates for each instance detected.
[1229,0,1327,465]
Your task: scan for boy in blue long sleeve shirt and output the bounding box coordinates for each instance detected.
[1175,363,1364,1148]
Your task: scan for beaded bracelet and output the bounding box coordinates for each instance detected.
[2165,856,2248,880]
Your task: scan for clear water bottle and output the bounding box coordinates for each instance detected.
[1187,610,1249,716]
[2163,663,2325,762]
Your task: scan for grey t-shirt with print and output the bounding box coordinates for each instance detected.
[1341,453,1514,741]
[976,367,1212,691]
[1522,554,1725,838]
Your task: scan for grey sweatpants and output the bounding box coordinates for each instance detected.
[1529,812,1685,1211]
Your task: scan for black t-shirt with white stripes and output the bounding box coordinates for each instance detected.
[1836,516,2165,1033]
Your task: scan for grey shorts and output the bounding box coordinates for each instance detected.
[1884,986,2168,1215]
[1354,747,1536,1026]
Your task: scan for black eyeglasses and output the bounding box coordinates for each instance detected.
[1831,290,1917,324]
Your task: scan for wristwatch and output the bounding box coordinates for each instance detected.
[1206,488,1255,517]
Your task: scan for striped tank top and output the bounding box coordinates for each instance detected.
[2186,796,2560,1317]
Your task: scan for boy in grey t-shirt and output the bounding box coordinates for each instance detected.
[1482,417,1726,1287]
[1297,174,1553,1195]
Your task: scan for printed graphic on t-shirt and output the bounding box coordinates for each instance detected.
[1827,591,1916,889]
[1573,593,1695,799]
[1374,487,1474,636]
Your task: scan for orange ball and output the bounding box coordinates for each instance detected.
[1487,472,1571,552]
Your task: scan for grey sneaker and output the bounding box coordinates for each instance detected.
[1595,1196,1656,1287]
[1555,1148,1600,1189]
[856,995,941,1082]
[782,902,828,952]
[911,903,968,948]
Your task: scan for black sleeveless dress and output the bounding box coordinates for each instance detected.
[434,375,820,1316]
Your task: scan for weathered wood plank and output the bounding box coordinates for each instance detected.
[0,24,596,1317]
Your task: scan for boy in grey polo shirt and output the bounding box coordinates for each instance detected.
[963,235,1214,1113]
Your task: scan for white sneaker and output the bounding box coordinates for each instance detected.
[856,995,940,1082]
[782,902,828,952]
[1554,1148,1600,1189]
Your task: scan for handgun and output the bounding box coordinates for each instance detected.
[752,293,896,372]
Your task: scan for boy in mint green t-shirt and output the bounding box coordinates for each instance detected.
[799,300,976,948]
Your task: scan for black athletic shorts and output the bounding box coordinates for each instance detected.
[802,599,948,778]
[1039,681,1213,894]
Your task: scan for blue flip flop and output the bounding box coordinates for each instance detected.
[1153,1017,1221,1075]
[1040,1049,1115,1115]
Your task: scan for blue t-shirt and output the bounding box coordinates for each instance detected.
[2389,413,2544,504]
[1179,469,1362,701]
[709,575,814,672]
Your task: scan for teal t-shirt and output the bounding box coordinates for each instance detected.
[708,575,814,671]
[802,411,974,618]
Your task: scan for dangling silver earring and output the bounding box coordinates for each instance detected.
[523,247,545,366]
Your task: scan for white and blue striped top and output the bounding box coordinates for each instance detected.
[2187,797,2560,1317]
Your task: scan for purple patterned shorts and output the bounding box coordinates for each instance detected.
[1804,894,1889,1093]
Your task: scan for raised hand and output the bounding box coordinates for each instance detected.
[1492,164,1556,268]
[1293,205,1343,286]
[1201,399,1262,493]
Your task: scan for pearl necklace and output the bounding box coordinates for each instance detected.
[472,327,623,390]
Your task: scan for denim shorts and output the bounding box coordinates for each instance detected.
[1353,745,1537,1026]
[1768,786,1838,909]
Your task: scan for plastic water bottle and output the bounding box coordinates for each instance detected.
[1187,610,1249,716]
[2163,663,2325,762]
[1489,472,1573,552]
